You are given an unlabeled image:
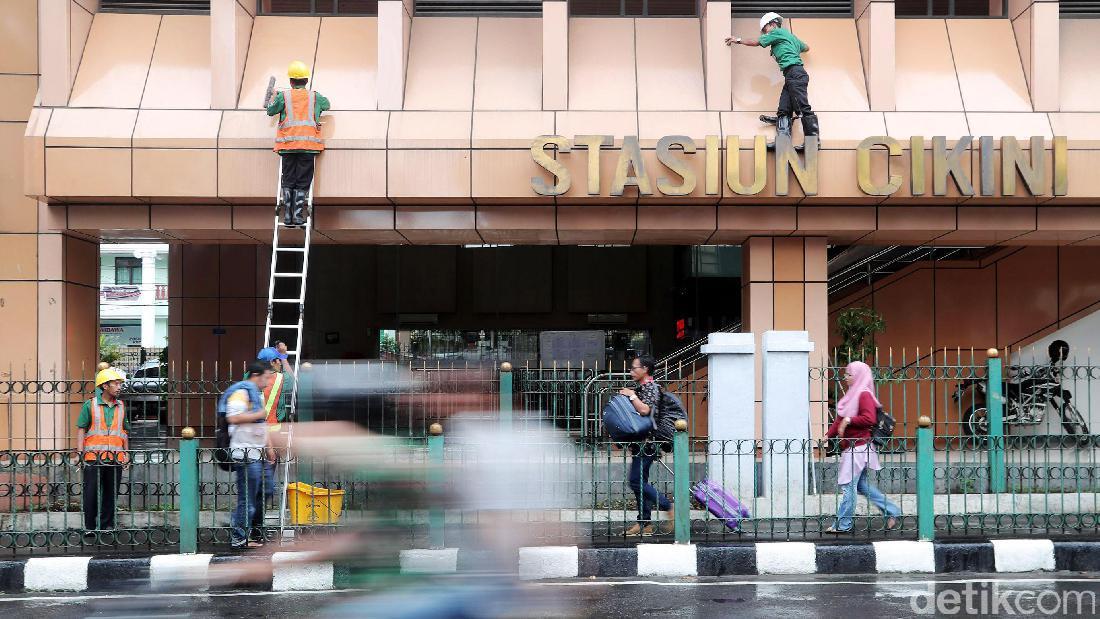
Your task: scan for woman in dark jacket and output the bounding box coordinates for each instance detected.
[825,361,901,534]
[619,355,674,536]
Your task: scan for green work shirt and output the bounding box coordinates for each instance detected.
[77,393,131,433]
[759,28,808,71]
[266,85,331,154]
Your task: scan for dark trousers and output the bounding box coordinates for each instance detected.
[82,464,120,530]
[280,152,316,191]
[232,459,265,545]
[628,452,671,523]
[777,64,814,120]
[248,460,276,539]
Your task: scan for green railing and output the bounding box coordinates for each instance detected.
[2,348,1099,554]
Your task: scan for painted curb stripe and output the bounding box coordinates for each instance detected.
[992,539,1055,573]
[4,539,1100,590]
[24,556,92,592]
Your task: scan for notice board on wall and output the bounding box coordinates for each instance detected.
[539,331,605,368]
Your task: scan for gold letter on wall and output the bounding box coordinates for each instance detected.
[910,136,926,196]
[656,135,697,196]
[1001,136,1046,196]
[856,136,903,196]
[705,135,720,195]
[574,135,612,195]
[933,136,974,196]
[776,135,818,196]
[725,136,767,195]
[1054,136,1068,196]
[611,136,652,196]
[530,135,571,196]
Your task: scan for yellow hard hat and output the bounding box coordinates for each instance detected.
[95,367,125,387]
[287,60,310,80]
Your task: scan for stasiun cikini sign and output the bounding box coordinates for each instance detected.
[529,135,1068,198]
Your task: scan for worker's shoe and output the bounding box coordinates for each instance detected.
[291,189,309,227]
[280,187,294,226]
[759,114,778,126]
[767,115,793,151]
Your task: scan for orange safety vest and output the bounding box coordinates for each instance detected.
[263,371,285,425]
[274,89,324,153]
[84,398,128,463]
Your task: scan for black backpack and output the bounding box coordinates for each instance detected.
[213,412,232,472]
[652,387,688,442]
[871,406,896,449]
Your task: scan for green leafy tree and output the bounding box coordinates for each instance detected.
[834,307,886,366]
[98,334,122,366]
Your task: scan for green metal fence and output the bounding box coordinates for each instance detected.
[2,348,1100,554]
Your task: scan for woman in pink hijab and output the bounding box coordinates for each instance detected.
[825,361,901,534]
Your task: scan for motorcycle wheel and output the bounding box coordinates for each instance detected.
[961,406,989,441]
[1059,402,1091,447]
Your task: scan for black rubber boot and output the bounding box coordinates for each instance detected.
[797,113,819,151]
[281,187,294,226]
[759,114,778,126]
[767,115,792,150]
[292,190,309,227]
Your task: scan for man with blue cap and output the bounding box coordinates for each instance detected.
[251,346,295,542]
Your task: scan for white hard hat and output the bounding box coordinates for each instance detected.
[760,12,783,32]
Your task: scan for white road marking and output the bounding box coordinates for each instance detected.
[534,577,1100,587]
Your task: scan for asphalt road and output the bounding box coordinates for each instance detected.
[4,574,1100,618]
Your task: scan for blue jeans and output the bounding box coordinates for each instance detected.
[834,468,901,532]
[629,453,671,523]
[231,459,265,545]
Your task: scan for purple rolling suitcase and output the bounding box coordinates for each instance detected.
[691,479,750,531]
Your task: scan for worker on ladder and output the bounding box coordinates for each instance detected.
[267,60,330,227]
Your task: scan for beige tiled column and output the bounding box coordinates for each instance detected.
[855,0,895,111]
[542,0,568,110]
[378,0,414,110]
[38,0,98,106]
[703,1,731,111]
[168,245,269,435]
[742,237,829,433]
[1009,0,1059,111]
[211,0,255,109]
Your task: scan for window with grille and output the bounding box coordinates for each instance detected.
[100,0,210,13]
[115,258,143,286]
[732,0,851,17]
[259,0,378,14]
[569,0,697,17]
[1061,0,1100,17]
[896,0,1007,17]
[415,0,542,16]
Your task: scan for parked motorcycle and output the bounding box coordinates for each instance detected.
[952,361,1090,446]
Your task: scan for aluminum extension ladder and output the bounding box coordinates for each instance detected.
[263,165,314,541]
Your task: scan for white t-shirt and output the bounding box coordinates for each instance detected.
[226,389,266,458]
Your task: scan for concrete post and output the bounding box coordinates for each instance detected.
[700,332,755,498]
[136,249,158,348]
[761,331,814,515]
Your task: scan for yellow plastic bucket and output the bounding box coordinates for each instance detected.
[285,482,345,525]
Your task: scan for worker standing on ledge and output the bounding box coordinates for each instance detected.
[267,60,330,227]
[726,12,818,149]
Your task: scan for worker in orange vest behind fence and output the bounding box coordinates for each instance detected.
[267,60,330,227]
[77,367,130,536]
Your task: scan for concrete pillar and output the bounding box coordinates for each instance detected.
[378,0,414,110]
[136,248,158,348]
[1009,0,1059,111]
[741,237,829,435]
[700,332,756,497]
[542,0,568,110]
[855,0,895,111]
[702,1,732,111]
[211,0,255,109]
[38,0,98,106]
[761,331,814,514]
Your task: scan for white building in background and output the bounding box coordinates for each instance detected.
[99,244,169,348]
